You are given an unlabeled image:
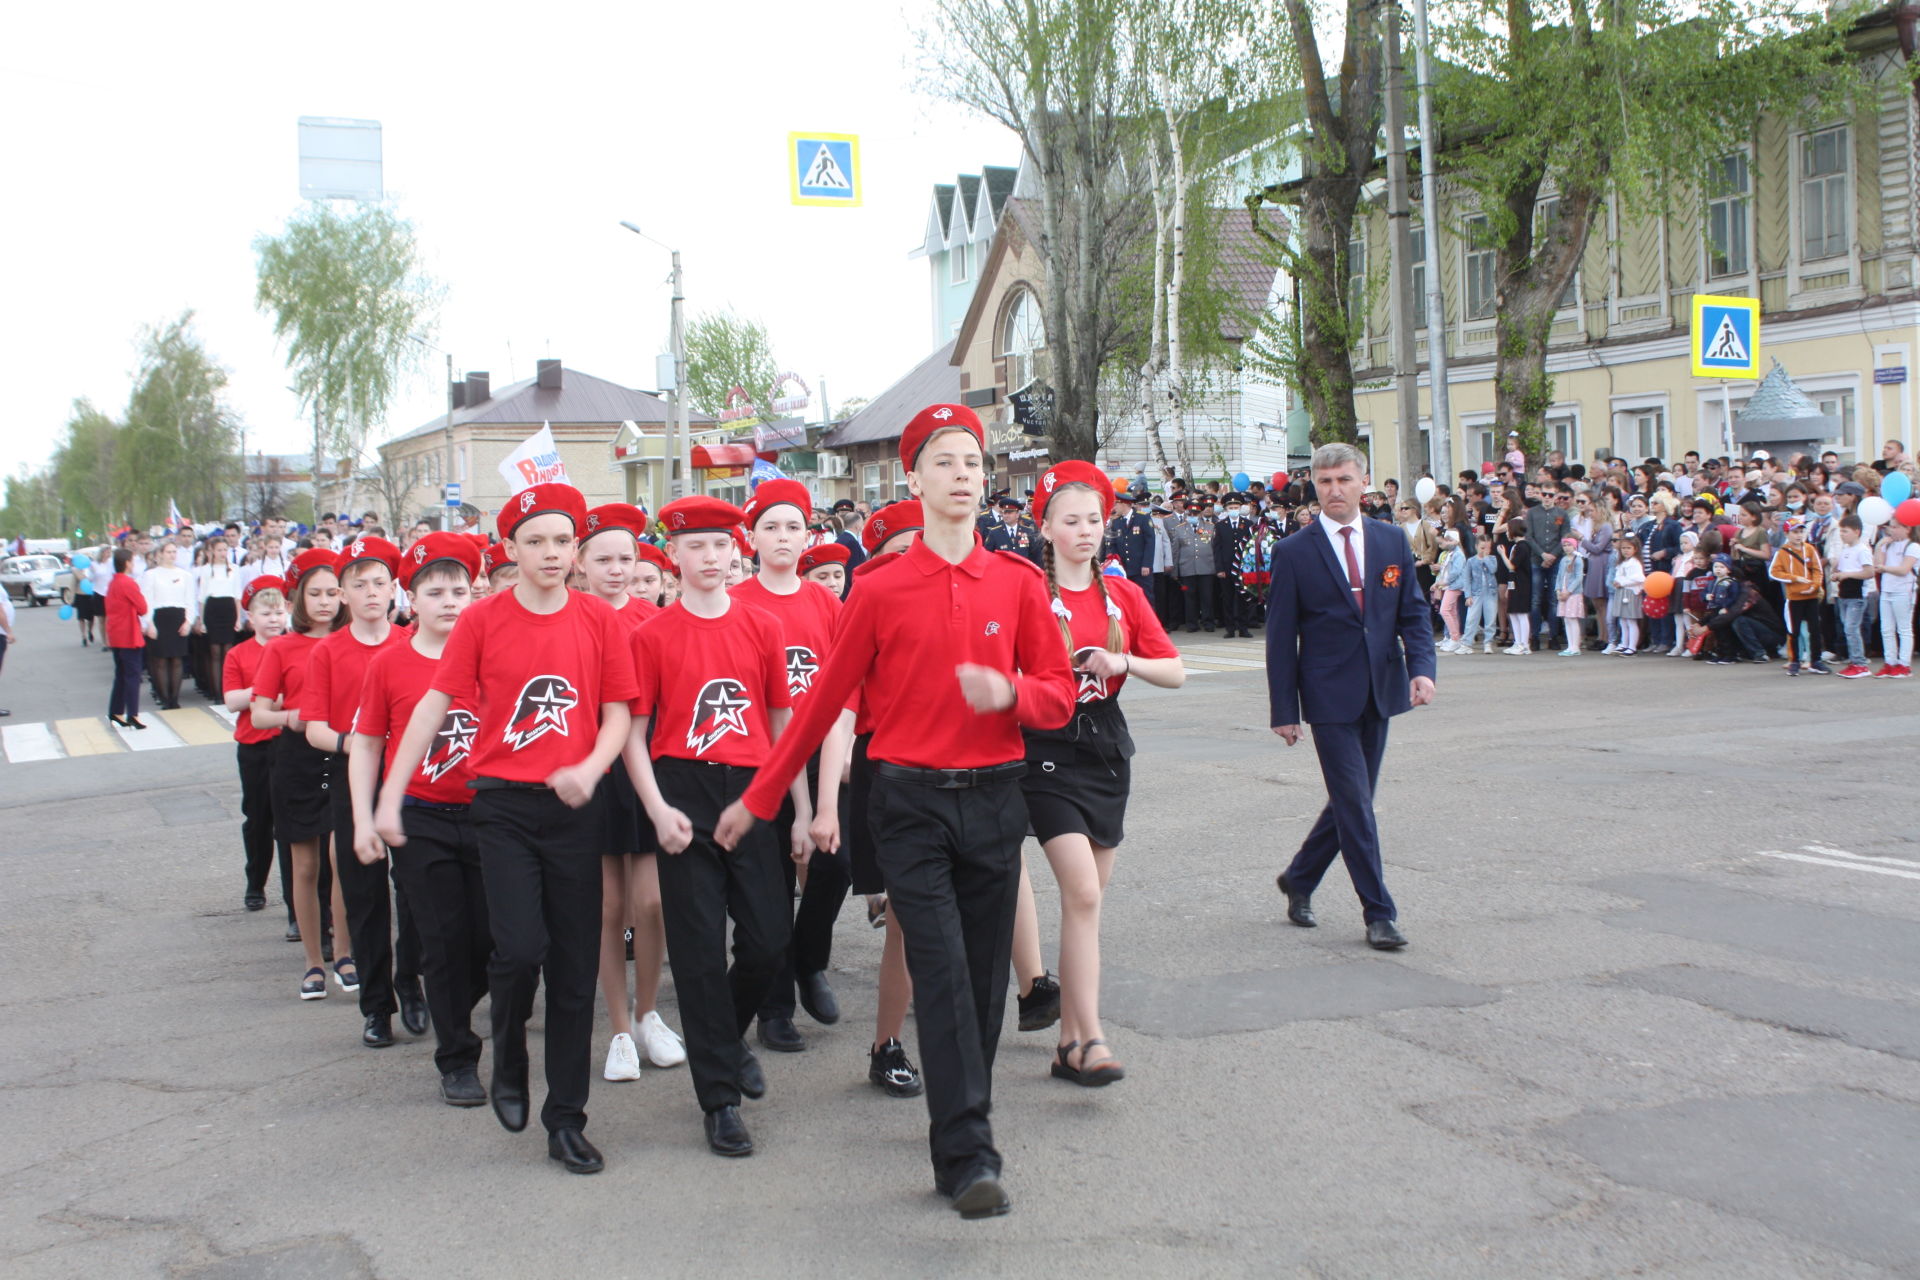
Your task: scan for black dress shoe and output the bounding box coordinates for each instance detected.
[440,1067,487,1107]
[737,1043,767,1099]
[704,1105,754,1157]
[491,1070,530,1132]
[244,892,266,912]
[757,1015,806,1053]
[362,1013,395,1048]
[949,1168,1011,1219]
[396,977,429,1036]
[284,922,301,942]
[797,970,841,1025]
[1276,872,1316,927]
[547,1127,605,1174]
[1367,920,1408,950]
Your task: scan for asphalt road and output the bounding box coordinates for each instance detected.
[3,600,1918,1278]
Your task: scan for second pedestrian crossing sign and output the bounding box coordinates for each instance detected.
[789,133,861,207]
[1690,294,1760,378]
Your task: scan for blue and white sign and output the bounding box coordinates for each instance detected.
[444,481,461,508]
[1690,294,1760,379]
[789,133,861,207]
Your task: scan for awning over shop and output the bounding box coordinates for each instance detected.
[690,443,780,469]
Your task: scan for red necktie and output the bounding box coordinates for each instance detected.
[1341,526,1364,611]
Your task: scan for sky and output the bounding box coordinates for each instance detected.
[0,0,1016,484]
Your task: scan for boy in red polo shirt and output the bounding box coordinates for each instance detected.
[377,483,636,1176]
[355,533,492,1108]
[300,538,422,1050]
[621,495,799,1159]
[716,405,1074,1218]
[732,478,854,1055]
[223,576,288,917]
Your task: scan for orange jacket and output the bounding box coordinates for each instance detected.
[1768,542,1823,602]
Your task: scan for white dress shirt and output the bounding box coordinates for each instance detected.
[1319,511,1367,591]
[139,566,198,624]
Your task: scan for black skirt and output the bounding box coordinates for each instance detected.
[1021,699,1135,848]
[598,758,655,856]
[149,607,189,659]
[270,731,333,843]
[77,593,106,620]
[203,595,240,643]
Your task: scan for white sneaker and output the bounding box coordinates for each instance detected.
[636,1010,686,1068]
[1502,644,1523,655]
[603,1031,642,1081]
[1600,644,1618,655]
[1482,642,1495,654]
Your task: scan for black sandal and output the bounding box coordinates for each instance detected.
[1075,1038,1126,1087]
[1049,1040,1082,1084]
[299,967,327,1001]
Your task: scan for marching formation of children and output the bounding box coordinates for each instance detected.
[223,403,1183,1216]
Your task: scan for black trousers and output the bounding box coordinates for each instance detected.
[1785,598,1825,663]
[1179,575,1214,629]
[870,770,1027,1188]
[1153,572,1181,628]
[1218,577,1251,632]
[653,757,790,1113]
[108,647,143,718]
[761,758,852,1021]
[237,740,286,897]
[390,803,492,1075]
[1285,714,1396,923]
[472,785,604,1135]
[328,776,421,1017]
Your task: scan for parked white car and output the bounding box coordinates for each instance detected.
[1,554,76,606]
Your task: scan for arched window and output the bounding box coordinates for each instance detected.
[1000,288,1045,392]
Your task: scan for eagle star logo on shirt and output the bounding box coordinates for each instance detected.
[422,708,480,780]
[1075,670,1108,703]
[519,490,538,513]
[687,678,752,756]
[784,646,818,696]
[503,675,578,750]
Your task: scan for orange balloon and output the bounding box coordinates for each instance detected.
[1110,474,1131,497]
[1644,571,1674,599]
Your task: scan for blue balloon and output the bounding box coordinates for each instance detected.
[71,552,91,570]
[78,579,94,595]
[59,604,75,620]
[1883,471,1913,505]
[1231,472,1251,490]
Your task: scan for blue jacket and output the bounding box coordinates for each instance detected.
[1266,517,1436,726]
[1465,554,1498,598]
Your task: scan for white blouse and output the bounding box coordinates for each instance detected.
[140,566,198,622]
[198,560,242,602]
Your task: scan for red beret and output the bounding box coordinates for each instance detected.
[399,532,482,590]
[581,503,649,545]
[660,496,747,536]
[1034,460,1114,523]
[741,479,814,528]
[239,575,286,611]
[500,482,588,541]
[480,542,513,578]
[288,547,339,587]
[900,404,984,470]
[798,543,850,574]
[336,536,401,579]
[863,500,924,553]
[636,541,677,577]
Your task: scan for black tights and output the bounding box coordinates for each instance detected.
[153,656,183,708]
[206,644,229,701]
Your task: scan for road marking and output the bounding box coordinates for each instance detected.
[112,714,186,751]
[55,716,124,757]
[160,707,231,747]
[1,721,64,763]
[1759,851,1920,882]
[1798,844,1920,868]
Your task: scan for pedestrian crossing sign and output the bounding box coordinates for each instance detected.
[1690,294,1760,379]
[789,133,861,207]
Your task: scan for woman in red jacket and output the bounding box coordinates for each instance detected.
[105,546,151,729]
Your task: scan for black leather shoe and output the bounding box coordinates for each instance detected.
[361,1014,394,1047]
[1276,872,1316,927]
[244,892,266,912]
[547,1127,605,1174]
[737,1043,767,1099]
[491,1070,530,1133]
[704,1105,754,1157]
[284,922,301,943]
[797,970,841,1025]
[949,1168,1011,1219]
[397,977,429,1036]
[1367,920,1408,950]
[757,1015,806,1053]
[440,1067,487,1107]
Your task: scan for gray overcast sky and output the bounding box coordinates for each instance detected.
[0,0,1013,485]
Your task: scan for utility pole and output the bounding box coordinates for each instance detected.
[442,353,456,531]
[1410,0,1453,482]
[670,250,693,499]
[1383,1,1425,488]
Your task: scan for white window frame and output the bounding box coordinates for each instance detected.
[1798,125,1849,263]
[1787,123,1861,303]
[1608,392,1671,465]
[949,242,970,285]
[1543,408,1581,466]
[1533,196,1579,314]
[861,462,882,505]
[1463,215,1497,322]
[1409,222,1427,331]
[1705,149,1753,281]
[1000,288,1046,393]
[1346,233,1368,330]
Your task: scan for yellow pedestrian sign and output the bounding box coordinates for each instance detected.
[789,133,861,207]
[1691,294,1760,379]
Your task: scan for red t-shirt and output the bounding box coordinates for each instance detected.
[300,624,411,738]
[629,600,791,767]
[356,640,478,806]
[223,637,281,745]
[431,588,640,784]
[729,576,841,709]
[252,631,323,715]
[1054,577,1179,703]
[604,594,661,639]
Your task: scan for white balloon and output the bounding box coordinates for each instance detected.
[1857,496,1893,527]
[1413,477,1438,504]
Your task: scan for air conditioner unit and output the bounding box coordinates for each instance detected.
[818,453,849,478]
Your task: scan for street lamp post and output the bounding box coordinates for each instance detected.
[620,221,694,502]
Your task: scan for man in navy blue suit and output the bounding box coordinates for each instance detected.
[1265,442,1437,949]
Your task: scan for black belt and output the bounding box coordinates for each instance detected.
[469,778,549,792]
[403,796,470,811]
[872,760,1026,790]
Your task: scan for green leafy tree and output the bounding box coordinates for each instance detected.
[684,310,781,423]
[1430,0,1862,457]
[254,203,439,519]
[1,468,63,540]
[115,312,242,527]
[51,399,121,537]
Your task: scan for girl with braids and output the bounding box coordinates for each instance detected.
[1024,460,1185,1086]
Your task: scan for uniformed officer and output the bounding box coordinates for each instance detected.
[983,497,1042,566]
[1103,493,1154,588]
[1213,492,1256,638]
[1166,497,1215,633]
